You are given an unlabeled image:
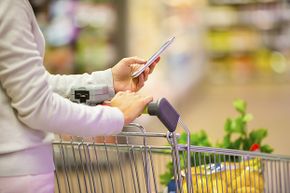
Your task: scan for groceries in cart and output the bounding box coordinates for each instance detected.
[181,158,264,193]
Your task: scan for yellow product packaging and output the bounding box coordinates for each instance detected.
[181,158,264,193]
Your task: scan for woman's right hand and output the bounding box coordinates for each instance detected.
[108,91,153,125]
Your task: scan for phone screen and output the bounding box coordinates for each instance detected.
[131,36,175,78]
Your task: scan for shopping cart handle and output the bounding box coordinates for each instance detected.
[147,98,180,132]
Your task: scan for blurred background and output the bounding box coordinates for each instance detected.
[32,0,290,155]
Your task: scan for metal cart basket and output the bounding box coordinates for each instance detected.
[53,98,290,193]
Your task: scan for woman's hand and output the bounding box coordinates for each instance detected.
[112,56,160,92]
[108,91,153,125]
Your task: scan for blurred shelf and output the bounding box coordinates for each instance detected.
[207,22,284,32]
[208,0,281,6]
[39,0,128,74]
[206,0,290,85]
[207,50,255,59]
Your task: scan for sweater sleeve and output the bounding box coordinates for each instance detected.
[0,0,124,136]
[46,69,116,98]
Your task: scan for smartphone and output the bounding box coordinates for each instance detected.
[131,36,175,78]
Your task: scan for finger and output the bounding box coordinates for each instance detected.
[143,95,154,105]
[131,79,138,92]
[154,56,161,63]
[148,62,156,74]
[137,73,145,89]
[130,63,139,70]
[149,57,160,74]
[130,63,142,73]
[124,56,146,65]
[143,67,150,81]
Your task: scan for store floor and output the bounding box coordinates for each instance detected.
[144,81,290,156]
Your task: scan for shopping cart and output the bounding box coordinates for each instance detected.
[53,98,290,193]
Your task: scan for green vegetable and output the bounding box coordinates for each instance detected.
[217,99,273,153]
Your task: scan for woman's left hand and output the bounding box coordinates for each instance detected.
[112,56,160,92]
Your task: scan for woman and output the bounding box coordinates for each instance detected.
[0,0,159,192]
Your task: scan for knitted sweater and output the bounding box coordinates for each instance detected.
[0,0,124,176]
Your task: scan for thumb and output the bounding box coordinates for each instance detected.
[143,96,153,105]
[125,57,146,65]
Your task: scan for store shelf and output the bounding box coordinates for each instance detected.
[205,0,290,84]
[208,0,280,6]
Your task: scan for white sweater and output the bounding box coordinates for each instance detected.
[0,0,124,176]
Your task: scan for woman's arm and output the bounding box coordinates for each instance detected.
[0,0,124,136]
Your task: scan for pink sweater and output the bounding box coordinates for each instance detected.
[0,0,124,176]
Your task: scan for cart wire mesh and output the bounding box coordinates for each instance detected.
[53,123,173,193]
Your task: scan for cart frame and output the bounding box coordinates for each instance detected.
[53,98,290,193]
